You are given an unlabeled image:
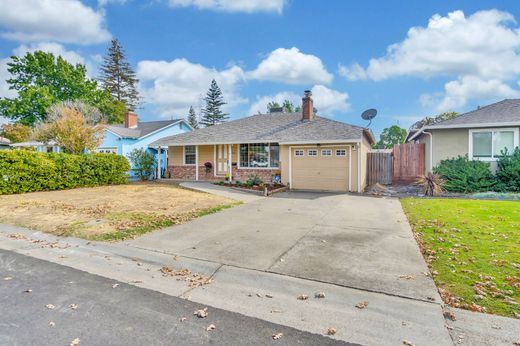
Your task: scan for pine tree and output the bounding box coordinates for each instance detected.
[99,38,139,111]
[187,106,199,129]
[200,79,229,127]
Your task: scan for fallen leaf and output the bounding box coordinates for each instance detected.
[270,309,282,313]
[327,327,337,335]
[272,332,283,340]
[129,280,142,283]
[355,301,368,309]
[69,338,80,346]
[49,321,55,327]
[180,317,187,322]
[314,292,326,298]
[256,293,263,298]
[194,307,208,318]
[23,289,32,293]
[46,304,55,310]
[112,283,119,288]
[69,304,78,310]
[403,340,415,346]
[206,324,216,331]
[265,294,273,298]
[3,277,12,281]
[399,275,415,280]
[443,311,456,321]
[297,294,308,300]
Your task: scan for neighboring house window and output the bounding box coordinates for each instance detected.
[239,143,279,168]
[308,149,317,156]
[321,149,332,156]
[294,149,304,157]
[95,148,117,154]
[470,128,519,160]
[184,145,196,165]
[336,149,346,156]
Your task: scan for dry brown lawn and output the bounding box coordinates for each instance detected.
[0,182,237,241]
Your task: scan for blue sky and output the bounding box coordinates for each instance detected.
[1,0,520,138]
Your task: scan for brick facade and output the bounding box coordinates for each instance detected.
[167,165,279,183]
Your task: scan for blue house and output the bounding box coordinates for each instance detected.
[97,112,192,178]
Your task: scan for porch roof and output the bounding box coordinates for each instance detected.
[152,112,374,146]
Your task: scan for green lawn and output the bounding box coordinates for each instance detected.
[401,198,519,318]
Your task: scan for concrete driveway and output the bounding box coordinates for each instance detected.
[127,186,438,301]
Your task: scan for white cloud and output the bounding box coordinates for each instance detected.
[98,0,127,6]
[13,42,86,66]
[248,85,350,117]
[137,58,247,117]
[0,0,111,44]
[168,0,285,13]
[248,47,333,85]
[340,10,520,110]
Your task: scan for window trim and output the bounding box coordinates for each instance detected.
[183,145,197,165]
[336,149,347,156]
[321,149,332,156]
[308,149,318,157]
[237,143,280,169]
[95,147,118,154]
[468,128,519,161]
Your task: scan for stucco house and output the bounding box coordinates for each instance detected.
[0,137,11,150]
[152,91,375,192]
[10,140,60,152]
[409,99,520,172]
[99,112,192,177]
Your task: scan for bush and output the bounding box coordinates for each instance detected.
[495,148,520,192]
[433,156,495,193]
[0,151,129,195]
[416,173,445,196]
[246,174,263,187]
[127,148,155,181]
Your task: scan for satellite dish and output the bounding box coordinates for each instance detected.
[361,108,377,127]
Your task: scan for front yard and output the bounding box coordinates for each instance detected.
[0,183,238,241]
[401,198,519,318]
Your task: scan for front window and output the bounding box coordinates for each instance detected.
[471,129,518,160]
[239,143,279,168]
[184,145,196,164]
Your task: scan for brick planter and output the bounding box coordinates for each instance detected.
[167,165,279,184]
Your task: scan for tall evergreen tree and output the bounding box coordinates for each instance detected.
[99,38,139,111]
[187,106,199,129]
[199,79,228,127]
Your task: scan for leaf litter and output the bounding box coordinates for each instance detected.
[160,266,212,288]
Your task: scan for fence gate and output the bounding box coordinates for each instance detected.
[367,151,393,185]
[393,143,425,183]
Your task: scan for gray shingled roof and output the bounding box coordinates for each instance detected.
[430,99,520,128]
[107,120,183,139]
[152,112,374,146]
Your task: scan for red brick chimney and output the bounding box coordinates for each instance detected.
[302,90,314,121]
[124,111,138,128]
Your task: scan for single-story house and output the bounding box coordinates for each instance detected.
[0,137,10,150]
[10,140,60,152]
[99,112,193,178]
[409,99,520,172]
[152,91,375,192]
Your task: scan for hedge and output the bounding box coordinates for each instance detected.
[433,156,496,193]
[0,150,130,195]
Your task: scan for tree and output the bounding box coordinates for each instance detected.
[410,112,459,130]
[99,39,139,111]
[127,148,155,181]
[34,101,106,154]
[200,79,228,126]
[187,106,199,129]
[376,125,407,149]
[267,101,281,113]
[0,51,121,126]
[266,100,301,113]
[0,123,32,143]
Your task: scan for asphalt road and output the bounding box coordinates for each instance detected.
[0,249,351,346]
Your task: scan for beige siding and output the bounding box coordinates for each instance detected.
[359,135,371,191]
[198,145,214,164]
[350,145,359,192]
[169,146,183,165]
[280,145,290,185]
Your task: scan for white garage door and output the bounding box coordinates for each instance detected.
[291,147,350,192]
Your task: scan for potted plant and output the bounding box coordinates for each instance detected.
[204,161,213,173]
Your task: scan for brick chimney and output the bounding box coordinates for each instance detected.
[302,90,314,121]
[124,111,138,128]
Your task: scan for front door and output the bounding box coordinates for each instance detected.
[217,144,229,175]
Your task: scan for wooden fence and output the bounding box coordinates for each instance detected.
[367,151,393,185]
[392,143,425,183]
[366,143,425,185]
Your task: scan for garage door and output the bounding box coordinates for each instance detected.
[291,147,350,192]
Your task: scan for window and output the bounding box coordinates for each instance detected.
[336,149,346,156]
[95,148,117,154]
[294,149,304,156]
[239,143,279,168]
[321,149,332,156]
[184,145,196,165]
[470,129,518,160]
[308,149,317,156]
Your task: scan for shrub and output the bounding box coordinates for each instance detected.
[495,147,520,192]
[127,148,155,181]
[0,151,129,195]
[416,173,444,196]
[246,174,263,187]
[433,156,495,193]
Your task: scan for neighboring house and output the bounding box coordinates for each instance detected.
[152,91,376,192]
[0,137,10,150]
[409,99,520,172]
[10,140,61,152]
[98,112,192,177]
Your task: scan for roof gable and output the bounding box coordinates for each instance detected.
[106,119,185,139]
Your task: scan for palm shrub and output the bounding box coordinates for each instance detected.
[433,156,495,193]
[495,148,520,192]
[416,173,445,196]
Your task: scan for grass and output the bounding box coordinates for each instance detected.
[401,198,519,318]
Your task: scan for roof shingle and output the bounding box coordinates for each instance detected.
[107,119,183,139]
